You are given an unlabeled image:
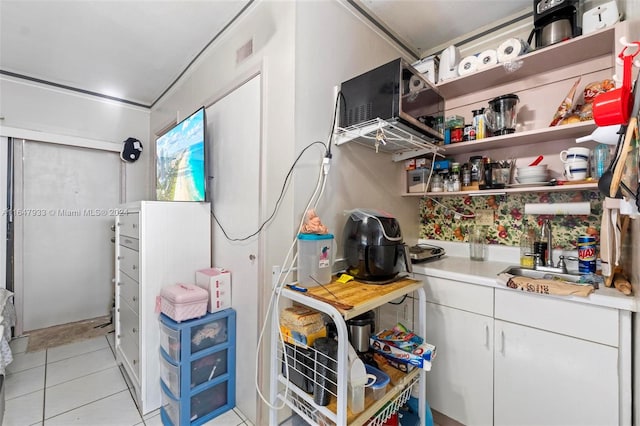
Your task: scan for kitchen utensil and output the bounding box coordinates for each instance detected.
[560,147,590,163]
[529,155,544,166]
[346,310,375,353]
[576,124,623,145]
[485,94,519,135]
[592,44,639,126]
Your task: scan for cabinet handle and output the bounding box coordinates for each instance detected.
[132,328,137,334]
[500,330,505,355]
[117,334,121,339]
[485,324,490,349]
[116,282,121,286]
[132,296,137,302]
[133,359,137,365]
[132,265,137,270]
[132,224,137,229]
[117,256,123,260]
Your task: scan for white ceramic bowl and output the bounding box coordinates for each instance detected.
[516,172,548,184]
[517,165,548,177]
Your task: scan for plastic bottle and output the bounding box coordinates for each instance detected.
[593,143,610,179]
[519,220,537,268]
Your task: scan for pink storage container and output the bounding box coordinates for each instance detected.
[161,283,208,322]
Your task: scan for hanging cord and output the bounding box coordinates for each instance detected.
[211,140,327,241]
[255,90,342,409]
[255,155,328,409]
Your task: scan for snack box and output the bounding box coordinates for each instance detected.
[196,268,232,313]
[370,336,436,371]
[160,283,208,322]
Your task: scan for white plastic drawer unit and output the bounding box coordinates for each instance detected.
[118,212,139,239]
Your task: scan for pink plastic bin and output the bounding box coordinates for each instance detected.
[160,283,208,322]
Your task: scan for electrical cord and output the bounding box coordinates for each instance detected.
[254,90,341,410]
[325,91,345,158]
[211,140,328,241]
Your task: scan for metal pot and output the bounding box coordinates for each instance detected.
[540,19,573,48]
[346,311,375,353]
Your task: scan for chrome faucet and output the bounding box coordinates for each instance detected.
[526,220,579,274]
[540,219,552,267]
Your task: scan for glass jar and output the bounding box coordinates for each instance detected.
[430,173,443,192]
[469,226,486,261]
[519,220,538,268]
[469,156,483,183]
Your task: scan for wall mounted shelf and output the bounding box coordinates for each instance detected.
[334,118,443,162]
[403,182,599,197]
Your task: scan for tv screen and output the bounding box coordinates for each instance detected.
[156,107,206,202]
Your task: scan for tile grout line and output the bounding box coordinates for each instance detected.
[42,389,130,422]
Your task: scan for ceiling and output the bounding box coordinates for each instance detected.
[0,0,532,108]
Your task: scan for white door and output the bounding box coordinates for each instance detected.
[494,319,618,426]
[425,302,494,425]
[13,139,120,332]
[206,75,261,422]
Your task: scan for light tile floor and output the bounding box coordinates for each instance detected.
[4,332,252,426]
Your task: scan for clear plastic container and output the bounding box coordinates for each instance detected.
[519,221,538,268]
[365,364,390,400]
[348,383,365,414]
[297,233,334,287]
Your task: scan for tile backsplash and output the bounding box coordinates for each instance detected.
[419,190,603,250]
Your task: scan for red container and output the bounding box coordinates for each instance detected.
[593,45,639,126]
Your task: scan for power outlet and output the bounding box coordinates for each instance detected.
[475,209,494,226]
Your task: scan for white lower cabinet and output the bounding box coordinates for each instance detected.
[418,273,630,426]
[494,319,618,426]
[425,302,493,425]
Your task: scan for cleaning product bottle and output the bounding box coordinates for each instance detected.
[519,220,537,268]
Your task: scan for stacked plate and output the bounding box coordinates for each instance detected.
[516,165,548,184]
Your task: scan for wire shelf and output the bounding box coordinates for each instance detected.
[334,118,443,162]
[366,376,417,426]
[276,337,420,426]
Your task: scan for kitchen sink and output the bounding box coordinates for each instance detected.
[499,266,583,283]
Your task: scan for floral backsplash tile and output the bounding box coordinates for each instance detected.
[418,190,603,250]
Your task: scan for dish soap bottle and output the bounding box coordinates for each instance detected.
[519,220,537,268]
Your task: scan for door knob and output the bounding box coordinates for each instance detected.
[249,254,256,261]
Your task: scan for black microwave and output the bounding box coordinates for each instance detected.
[339,58,445,142]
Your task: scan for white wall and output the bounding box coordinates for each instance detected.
[294,1,421,249]
[150,2,296,423]
[0,75,151,201]
[151,0,422,422]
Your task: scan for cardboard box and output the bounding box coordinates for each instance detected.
[195,268,232,313]
[370,336,436,371]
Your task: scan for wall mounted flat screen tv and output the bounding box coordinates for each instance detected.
[156,107,206,202]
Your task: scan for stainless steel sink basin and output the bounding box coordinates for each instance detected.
[500,266,582,283]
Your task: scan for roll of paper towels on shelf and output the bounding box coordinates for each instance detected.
[409,75,426,93]
[497,38,529,63]
[476,49,498,70]
[458,55,479,76]
[524,202,591,215]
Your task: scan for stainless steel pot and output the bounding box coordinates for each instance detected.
[346,311,375,352]
[540,19,573,47]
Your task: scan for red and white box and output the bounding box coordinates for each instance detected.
[160,283,208,322]
[195,268,232,313]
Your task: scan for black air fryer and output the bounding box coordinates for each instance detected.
[343,210,412,283]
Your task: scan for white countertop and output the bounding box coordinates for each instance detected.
[411,240,638,312]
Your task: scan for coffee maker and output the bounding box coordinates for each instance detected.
[529,0,582,49]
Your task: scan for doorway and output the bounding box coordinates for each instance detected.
[12,139,121,334]
[206,74,261,422]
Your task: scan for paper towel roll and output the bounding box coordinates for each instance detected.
[477,49,498,70]
[524,202,591,215]
[458,55,479,76]
[409,75,426,93]
[497,38,529,63]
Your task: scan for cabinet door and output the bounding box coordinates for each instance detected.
[494,320,618,426]
[426,302,493,425]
